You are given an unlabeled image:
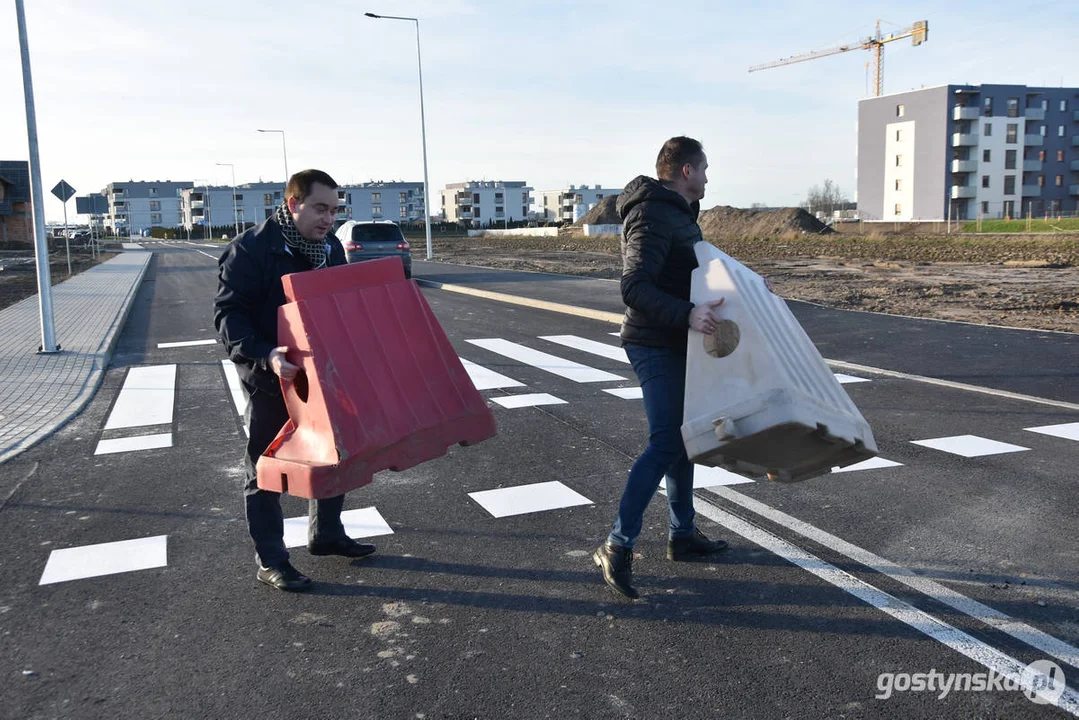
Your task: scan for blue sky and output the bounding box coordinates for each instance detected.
[2,0,1077,222]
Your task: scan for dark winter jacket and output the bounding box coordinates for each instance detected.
[617,175,702,353]
[213,217,346,395]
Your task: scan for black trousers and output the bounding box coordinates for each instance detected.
[242,383,347,567]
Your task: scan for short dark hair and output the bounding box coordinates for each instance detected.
[655,137,705,181]
[286,169,338,202]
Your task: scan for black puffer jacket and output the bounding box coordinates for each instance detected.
[618,175,702,353]
[213,217,346,395]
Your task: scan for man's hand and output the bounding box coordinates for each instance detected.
[689,298,725,335]
[268,346,299,381]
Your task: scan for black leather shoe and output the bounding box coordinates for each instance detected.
[593,541,639,599]
[668,529,729,561]
[308,537,377,558]
[257,562,313,592]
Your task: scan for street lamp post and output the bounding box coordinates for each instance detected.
[257,129,289,190]
[216,162,239,236]
[15,0,58,352]
[365,12,433,261]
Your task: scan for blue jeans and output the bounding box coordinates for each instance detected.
[608,343,696,549]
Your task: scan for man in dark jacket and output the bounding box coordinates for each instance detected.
[214,169,375,592]
[594,137,729,599]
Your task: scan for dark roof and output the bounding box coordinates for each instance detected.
[0,161,31,202]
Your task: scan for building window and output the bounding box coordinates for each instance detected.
[983,123,992,136]
[1040,125,1047,137]
[981,201,989,214]
[1004,176,1016,195]
[234,194,243,202]
[522,206,528,216]
[494,193,504,201]
[1058,150,1065,162]
[176,188,183,197]
[1041,99,1048,111]
[372,204,382,215]
[1038,175,1045,187]
[263,194,273,205]
[1057,175,1064,187]
[896,104,905,117]
[149,200,161,211]
[983,97,993,116]
[1061,100,1068,112]
[151,213,161,224]
[1006,124,1017,143]
[896,129,903,141]
[982,175,990,188]
[523,192,529,202]
[895,179,903,191]
[895,155,903,167]
[149,187,158,197]
[894,203,902,215]
[1005,150,1017,170]
[399,192,407,202]
[473,193,480,203]
[400,206,407,218]
[983,149,991,162]
[1006,97,1018,117]
[1059,125,1066,137]
[372,192,381,201]
[1039,150,1047,162]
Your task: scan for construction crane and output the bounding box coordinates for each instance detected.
[749,20,928,97]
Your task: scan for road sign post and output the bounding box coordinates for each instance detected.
[52,180,76,277]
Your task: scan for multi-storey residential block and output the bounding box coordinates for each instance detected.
[535,185,621,223]
[339,182,426,223]
[858,84,1079,221]
[102,180,193,235]
[440,181,533,226]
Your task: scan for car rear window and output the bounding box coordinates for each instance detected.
[352,224,404,243]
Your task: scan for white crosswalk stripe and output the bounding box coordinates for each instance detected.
[466,338,624,383]
[460,358,526,390]
[538,335,629,363]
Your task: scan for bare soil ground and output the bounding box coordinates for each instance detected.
[430,234,1079,334]
[0,245,118,312]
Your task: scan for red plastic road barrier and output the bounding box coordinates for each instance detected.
[256,257,497,498]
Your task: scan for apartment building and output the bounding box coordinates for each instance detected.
[0,160,32,244]
[440,181,532,226]
[858,84,1079,221]
[535,185,621,223]
[339,181,426,223]
[102,180,193,235]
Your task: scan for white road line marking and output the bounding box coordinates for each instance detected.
[831,457,903,473]
[826,359,1079,412]
[693,499,1079,713]
[833,373,871,384]
[490,393,566,409]
[658,465,755,496]
[539,335,629,364]
[911,434,1029,458]
[194,250,217,260]
[460,358,526,390]
[466,338,624,383]
[104,365,177,430]
[706,485,1079,670]
[469,480,592,518]
[1025,422,1079,442]
[283,507,393,549]
[603,387,643,400]
[220,361,246,416]
[157,339,217,348]
[94,432,173,455]
[39,535,168,585]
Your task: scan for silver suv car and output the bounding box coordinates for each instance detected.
[334,221,412,279]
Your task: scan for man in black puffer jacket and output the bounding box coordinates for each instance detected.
[215,169,377,593]
[594,137,729,600]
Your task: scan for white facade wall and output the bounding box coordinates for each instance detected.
[535,185,620,222]
[441,181,533,226]
[883,121,916,221]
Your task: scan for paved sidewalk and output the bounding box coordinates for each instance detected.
[0,251,152,464]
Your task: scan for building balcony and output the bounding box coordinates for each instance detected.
[1024,135,1043,146]
[953,106,979,121]
[951,133,977,146]
[1021,185,1042,197]
[1024,107,1046,121]
[950,186,976,199]
[951,159,977,173]
[457,211,472,220]
[1023,159,1043,172]
[190,200,204,209]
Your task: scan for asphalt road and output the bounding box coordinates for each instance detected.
[0,242,1076,719]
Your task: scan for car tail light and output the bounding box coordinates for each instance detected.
[345,241,363,252]
[397,241,410,251]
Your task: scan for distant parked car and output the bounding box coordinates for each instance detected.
[334,220,412,279]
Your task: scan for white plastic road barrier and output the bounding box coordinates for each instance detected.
[681,242,878,482]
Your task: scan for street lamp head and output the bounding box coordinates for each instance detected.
[365,12,380,18]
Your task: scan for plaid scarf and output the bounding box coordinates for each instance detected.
[274,201,328,270]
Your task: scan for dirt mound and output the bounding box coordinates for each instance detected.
[698,206,830,239]
[574,196,620,226]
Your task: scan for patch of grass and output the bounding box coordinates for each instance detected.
[960,218,1079,233]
